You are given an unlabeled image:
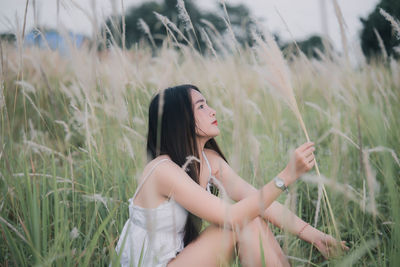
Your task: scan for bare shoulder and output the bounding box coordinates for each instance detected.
[136,156,188,200]
[138,156,179,186]
[203,148,227,172]
[144,155,181,175]
[203,148,223,160]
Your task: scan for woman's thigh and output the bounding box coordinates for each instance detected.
[168,224,236,267]
[238,217,289,267]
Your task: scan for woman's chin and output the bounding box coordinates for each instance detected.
[209,131,220,138]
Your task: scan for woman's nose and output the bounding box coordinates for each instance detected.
[210,107,216,117]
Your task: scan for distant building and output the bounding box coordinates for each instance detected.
[24,30,89,54]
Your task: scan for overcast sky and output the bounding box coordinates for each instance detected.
[0,0,379,51]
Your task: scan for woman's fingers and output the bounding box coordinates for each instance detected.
[290,142,316,177]
[307,159,315,169]
[304,148,315,168]
[341,241,350,251]
[298,141,314,152]
[305,151,315,161]
[316,234,349,259]
[303,146,315,157]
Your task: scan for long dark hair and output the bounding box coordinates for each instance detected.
[146,84,227,246]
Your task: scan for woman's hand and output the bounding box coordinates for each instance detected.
[283,142,316,186]
[299,225,349,259]
[313,233,350,259]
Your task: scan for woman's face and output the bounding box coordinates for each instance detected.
[191,89,220,138]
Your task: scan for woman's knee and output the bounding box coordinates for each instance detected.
[169,224,237,266]
[238,217,289,267]
[241,216,268,238]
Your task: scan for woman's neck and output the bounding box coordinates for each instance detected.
[197,137,208,152]
[196,137,209,163]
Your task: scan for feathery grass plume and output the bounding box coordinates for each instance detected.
[28,119,37,140]
[219,0,231,25]
[252,29,340,236]
[200,19,223,40]
[82,193,112,210]
[176,0,200,50]
[121,0,126,51]
[221,16,239,54]
[21,88,44,121]
[70,227,79,240]
[176,0,193,32]
[181,155,201,173]
[316,127,361,149]
[216,0,240,55]
[304,101,331,118]
[374,28,388,62]
[332,0,349,61]
[55,120,72,142]
[121,135,135,160]
[137,18,156,48]
[379,8,400,39]
[15,80,35,93]
[200,21,228,56]
[121,124,146,141]
[153,12,183,48]
[362,151,379,218]
[199,27,218,59]
[153,11,196,51]
[366,146,400,167]
[301,173,378,215]
[24,140,66,159]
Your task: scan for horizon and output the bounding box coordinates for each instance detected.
[0,0,379,51]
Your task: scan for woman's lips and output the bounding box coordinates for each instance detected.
[212,120,218,126]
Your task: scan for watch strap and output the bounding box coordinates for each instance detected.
[274,176,289,193]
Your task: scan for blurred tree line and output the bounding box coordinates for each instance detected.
[102,0,400,59]
[101,0,331,58]
[1,0,399,59]
[101,0,257,52]
[360,0,400,59]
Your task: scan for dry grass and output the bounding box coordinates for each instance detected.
[0,4,400,267]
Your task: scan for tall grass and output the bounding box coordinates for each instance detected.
[0,4,400,267]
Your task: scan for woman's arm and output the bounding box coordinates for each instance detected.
[231,182,324,244]
[204,148,349,256]
[207,149,315,239]
[153,142,313,229]
[154,160,299,229]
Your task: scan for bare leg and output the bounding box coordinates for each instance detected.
[169,217,289,267]
[237,217,290,267]
[168,224,235,267]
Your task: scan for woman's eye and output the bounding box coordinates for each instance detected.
[199,104,204,109]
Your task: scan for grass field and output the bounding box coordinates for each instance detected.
[1,6,400,266]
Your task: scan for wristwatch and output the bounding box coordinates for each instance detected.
[274,176,289,193]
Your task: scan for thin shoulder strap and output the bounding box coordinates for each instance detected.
[203,150,221,193]
[132,159,170,201]
[202,150,212,177]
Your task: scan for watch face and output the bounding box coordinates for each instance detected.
[276,180,284,187]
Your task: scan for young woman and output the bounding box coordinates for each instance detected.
[115,84,348,267]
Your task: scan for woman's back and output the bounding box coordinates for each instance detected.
[115,159,188,267]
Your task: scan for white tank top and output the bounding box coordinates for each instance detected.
[115,152,218,267]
